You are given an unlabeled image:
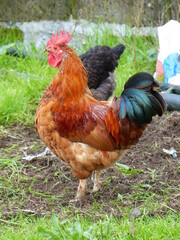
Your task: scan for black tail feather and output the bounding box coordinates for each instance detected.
[114,72,167,125]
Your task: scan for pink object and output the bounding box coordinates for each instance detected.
[156,59,164,76]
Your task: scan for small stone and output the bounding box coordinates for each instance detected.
[130,207,141,220]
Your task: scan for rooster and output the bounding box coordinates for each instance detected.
[35,30,166,201]
[80,44,125,100]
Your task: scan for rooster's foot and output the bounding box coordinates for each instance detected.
[70,179,87,203]
[92,170,103,192]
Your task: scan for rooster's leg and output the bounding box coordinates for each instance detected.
[93,170,102,192]
[71,179,87,202]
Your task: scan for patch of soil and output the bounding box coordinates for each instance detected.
[0,112,180,219]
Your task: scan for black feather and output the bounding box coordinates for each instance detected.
[112,44,126,60]
[114,72,166,126]
[79,44,125,100]
[124,72,154,90]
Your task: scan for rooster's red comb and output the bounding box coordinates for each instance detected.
[47,30,71,47]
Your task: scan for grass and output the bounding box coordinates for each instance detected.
[0,26,157,125]
[0,26,179,239]
[0,213,180,239]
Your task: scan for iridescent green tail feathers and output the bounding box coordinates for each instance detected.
[114,72,166,125]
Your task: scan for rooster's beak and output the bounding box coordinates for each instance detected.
[44,48,49,52]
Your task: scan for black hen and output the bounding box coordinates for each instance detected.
[79,44,125,100]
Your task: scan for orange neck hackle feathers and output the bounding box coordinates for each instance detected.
[46,30,88,100]
[52,46,88,99]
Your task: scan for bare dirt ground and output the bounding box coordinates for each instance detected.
[0,112,180,219]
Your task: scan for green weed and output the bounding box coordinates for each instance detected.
[0,213,179,240]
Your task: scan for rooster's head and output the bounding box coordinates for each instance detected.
[45,30,71,68]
